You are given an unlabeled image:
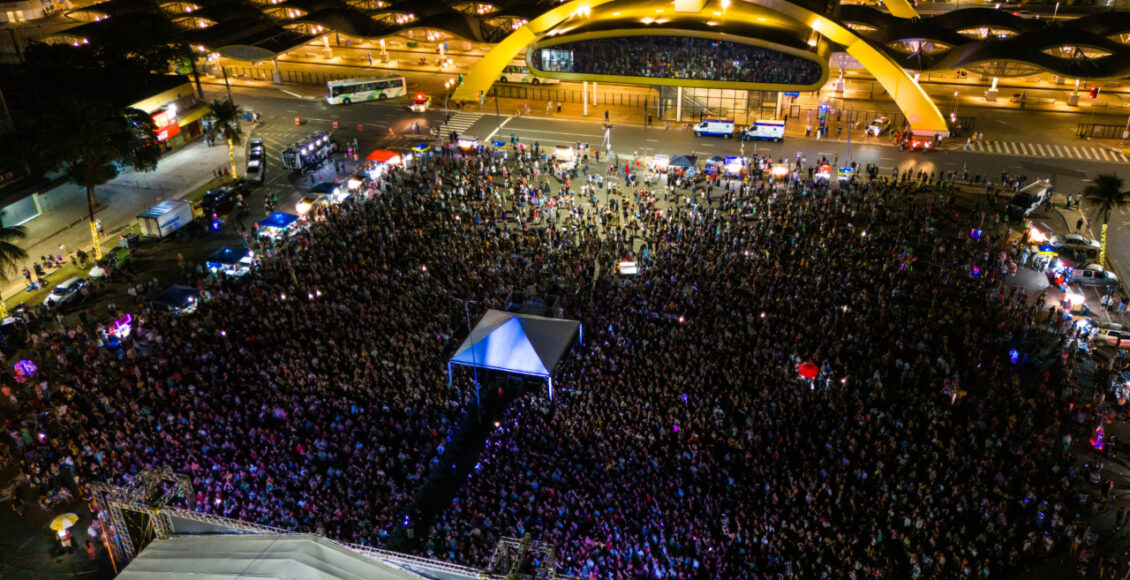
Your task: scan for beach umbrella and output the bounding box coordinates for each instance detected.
[797,361,819,379]
[50,513,78,531]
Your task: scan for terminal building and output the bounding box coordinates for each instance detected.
[23,0,1130,136]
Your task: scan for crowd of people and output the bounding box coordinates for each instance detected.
[532,36,822,85]
[0,134,1110,578]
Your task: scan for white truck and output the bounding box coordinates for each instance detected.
[138,200,194,238]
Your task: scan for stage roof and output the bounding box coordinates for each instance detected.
[450,310,580,379]
[117,534,420,580]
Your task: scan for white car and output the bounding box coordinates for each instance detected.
[1094,325,1130,349]
[1060,234,1101,250]
[246,158,265,183]
[44,277,87,310]
[1076,264,1118,286]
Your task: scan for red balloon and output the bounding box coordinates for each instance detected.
[797,361,819,379]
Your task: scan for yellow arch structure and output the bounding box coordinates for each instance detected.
[452,0,947,135]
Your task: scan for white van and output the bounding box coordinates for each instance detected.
[694,117,735,139]
[1007,179,1053,218]
[740,120,785,142]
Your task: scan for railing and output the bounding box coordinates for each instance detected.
[1076,123,1130,140]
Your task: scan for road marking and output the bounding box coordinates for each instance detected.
[1071,146,1084,158]
[1035,144,1047,156]
[484,117,513,141]
[1082,148,1094,160]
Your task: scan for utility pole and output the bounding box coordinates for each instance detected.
[454,298,481,414]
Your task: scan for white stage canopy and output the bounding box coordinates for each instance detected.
[116,534,421,580]
[448,310,581,399]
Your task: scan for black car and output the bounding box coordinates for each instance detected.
[201,183,248,216]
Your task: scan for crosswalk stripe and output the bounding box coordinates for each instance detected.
[1010,142,1020,155]
[1082,147,1094,160]
[1054,145,1065,157]
[1072,146,1085,159]
[1097,148,1112,161]
[1019,143,1031,155]
[991,141,1001,153]
[1119,153,1129,163]
[1035,144,1047,156]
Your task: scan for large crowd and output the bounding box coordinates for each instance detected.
[0,136,1111,578]
[532,36,823,85]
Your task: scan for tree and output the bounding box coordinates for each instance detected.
[35,97,160,260]
[205,98,243,179]
[0,223,28,317]
[1082,173,1129,267]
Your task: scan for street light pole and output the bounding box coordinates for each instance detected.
[443,79,453,134]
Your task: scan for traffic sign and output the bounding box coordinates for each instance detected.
[784,91,800,97]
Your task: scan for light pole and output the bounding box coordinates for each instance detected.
[443,79,454,131]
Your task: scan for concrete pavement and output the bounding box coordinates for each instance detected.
[0,136,234,307]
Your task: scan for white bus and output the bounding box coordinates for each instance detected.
[498,64,557,85]
[326,76,407,105]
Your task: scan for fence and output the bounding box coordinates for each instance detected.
[218,66,366,86]
[488,83,655,109]
[1076,123,1129,139]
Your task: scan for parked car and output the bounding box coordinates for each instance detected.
[246,158,265,183]
[1075,264,1118,286]
[1060,234,1101,250]
[249,139,265,160]
[201,185,243,216]
[1094,325,1130,348]
[88,247,131,279]
[44,277,88,310]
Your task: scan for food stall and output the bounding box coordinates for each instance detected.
[814,163,834,182]
[257,212,302,240]
[206,246,254,277]
[364,149,402,180]
[457,135,478,151]
[650,154,670,173]
[770,163,791,180]
[704,155,726,175]
[723,156,745,177]
[837,167,855,182]
[554,145,576,169]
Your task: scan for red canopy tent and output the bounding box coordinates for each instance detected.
[366,150,401,163]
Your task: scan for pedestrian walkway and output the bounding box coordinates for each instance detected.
[968,140,1129,162]
[443,112,483,136]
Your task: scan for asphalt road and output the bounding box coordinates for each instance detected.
[215,85,1130,279]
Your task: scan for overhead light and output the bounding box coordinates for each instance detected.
[611,11,620,15]
[808,38,818,46]
[757,17,766,21]
[706,20,718,25]
[641,17,653,23]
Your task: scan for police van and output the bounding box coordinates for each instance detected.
[740,120,785,142]
[694,117,735,139]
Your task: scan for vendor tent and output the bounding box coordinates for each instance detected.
[366,149,401,163]
[448,310,581,400]
[669,155,696,168]
[258,212,300,231]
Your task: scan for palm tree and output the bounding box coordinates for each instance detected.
[1082,173,1129,267]
[0,223,28,317]
[206,98,243,179]
[35,97,160,260]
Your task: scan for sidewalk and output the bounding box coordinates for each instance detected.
[0,138,233,307]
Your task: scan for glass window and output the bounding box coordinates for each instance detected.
[535,36,820,84]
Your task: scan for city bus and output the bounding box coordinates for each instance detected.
[497,64,558,85]
[326,76,407,105]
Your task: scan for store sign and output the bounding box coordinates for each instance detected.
[152,107,181,142]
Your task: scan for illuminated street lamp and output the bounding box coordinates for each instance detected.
[443,79,454,129]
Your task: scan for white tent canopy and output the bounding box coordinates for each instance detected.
[448,310,581,400]
[117,534,420,580]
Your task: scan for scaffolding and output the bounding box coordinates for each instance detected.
[487,535,557,580]
[89,467,196,561]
